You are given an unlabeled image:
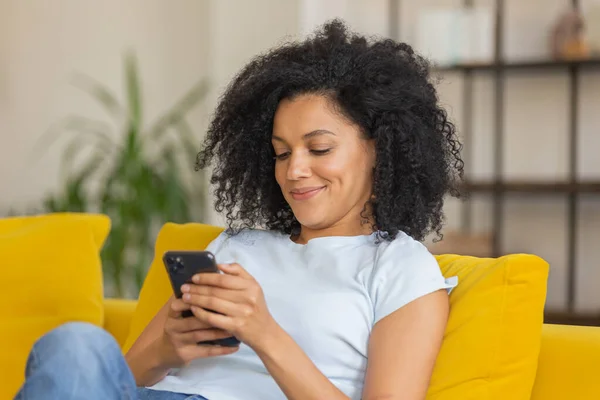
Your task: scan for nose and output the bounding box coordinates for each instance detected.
[286,151,312,181]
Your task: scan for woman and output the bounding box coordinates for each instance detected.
[16,20,462,400]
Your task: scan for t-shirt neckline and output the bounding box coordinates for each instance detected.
[284,231,380,247]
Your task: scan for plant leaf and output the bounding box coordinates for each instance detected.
[148,79,208,141]
[33,115,115,158]
[71,73,124,121]
[125,51,142,133]
[59,134,113,182]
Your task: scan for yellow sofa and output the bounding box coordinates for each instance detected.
[102,306,600,400]
[101,307,600,400]
[3,214,600,399]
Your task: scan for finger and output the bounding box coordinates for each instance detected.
[192,272,247,290]
[191,305,235,332]
[193,344,240,359]
[169,313,212,332]
[181,284,244,303]
[169,298,191,318]
[183,293,245,317]
[218,263,251,278]
[178,328,235,345]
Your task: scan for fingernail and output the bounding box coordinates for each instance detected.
[181,284,190,292]
[183,293,191,300]
[192,275,200,283]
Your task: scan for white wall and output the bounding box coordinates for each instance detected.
[0,0,210,211]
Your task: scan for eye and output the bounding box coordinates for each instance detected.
[274,152,291,161]
[310,149,331,156]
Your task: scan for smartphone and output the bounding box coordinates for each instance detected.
[163,250,240,347]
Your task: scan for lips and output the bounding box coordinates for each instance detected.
[289,186,325,201]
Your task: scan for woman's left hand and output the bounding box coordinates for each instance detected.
[180,263,278,350]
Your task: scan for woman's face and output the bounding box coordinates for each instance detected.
[272,94,376,236]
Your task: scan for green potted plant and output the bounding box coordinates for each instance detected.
[38,51,208,298]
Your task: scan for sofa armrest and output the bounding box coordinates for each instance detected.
[103,298,138,350]
[531,324,600,400]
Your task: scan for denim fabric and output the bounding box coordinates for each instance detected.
[137,388,208,400]
[14,322,208,400]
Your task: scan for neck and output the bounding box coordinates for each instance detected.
[292,195,376,244]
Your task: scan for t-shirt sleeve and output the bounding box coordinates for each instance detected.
[204,230,231,256]
[368,234,458,325]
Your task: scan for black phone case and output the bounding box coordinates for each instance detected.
[163,250,240,347]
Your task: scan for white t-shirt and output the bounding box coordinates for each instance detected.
[149,229,457,400]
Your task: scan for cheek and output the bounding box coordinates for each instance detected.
[319,151,370,187]
[274,164,285,187]
[314,156,346,182]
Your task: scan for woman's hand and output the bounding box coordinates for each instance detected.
[158,297,240,368]
[181,263,278,350]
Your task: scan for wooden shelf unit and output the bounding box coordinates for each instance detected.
[435,58,600,73]
[389,0,600,325]
[463,180,600,194]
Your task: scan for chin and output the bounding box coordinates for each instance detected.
[294,215,331,231]
[290,207,322,225]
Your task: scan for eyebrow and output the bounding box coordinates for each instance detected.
[272,129,336,142]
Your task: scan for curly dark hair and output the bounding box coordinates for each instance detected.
[196,19,464,242]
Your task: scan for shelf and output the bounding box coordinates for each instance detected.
[462,180,600,194]
[544,311,600,327]
[435,58,600,73]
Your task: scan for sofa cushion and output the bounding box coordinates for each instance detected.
[123,222,224,352]
[429,254,548,399]
[0,213,110,399]
[125,223,548,399]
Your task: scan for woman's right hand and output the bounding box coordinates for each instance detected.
[158,297,240,368]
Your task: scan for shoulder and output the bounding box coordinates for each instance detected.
[228,228,283,245]
[369,231,456,324]
[370,231,447,295]
[207,228,283,250]
[375,231,438,272]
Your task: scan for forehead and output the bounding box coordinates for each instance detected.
[272,94,354,138]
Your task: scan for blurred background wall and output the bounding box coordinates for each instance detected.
[1,0,599,320]
[0,0,210,207]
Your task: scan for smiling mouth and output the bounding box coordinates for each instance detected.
[290,187,325,201]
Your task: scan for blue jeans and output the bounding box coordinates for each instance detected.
[14,322,208,400]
